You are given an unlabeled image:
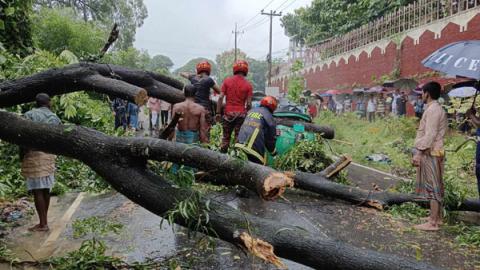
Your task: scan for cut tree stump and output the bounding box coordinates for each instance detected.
[0,110,440,270]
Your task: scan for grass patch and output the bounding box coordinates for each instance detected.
[316,111,478,200]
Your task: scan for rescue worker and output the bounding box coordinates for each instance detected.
[180,61,221,129]
[235,96,278,165]
[216,60,253,153]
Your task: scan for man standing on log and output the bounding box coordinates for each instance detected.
[411,81,447,231]
[180,61,221,130]
[216,60,253,153]
[172,85,208,144]
[21,93,61,232]
[235,96,278,165]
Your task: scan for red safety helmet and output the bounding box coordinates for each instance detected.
[196,61,211,75]
[233,60,249,75]
[260,96,278,113]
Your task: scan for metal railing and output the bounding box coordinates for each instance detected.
[275,0,480,77]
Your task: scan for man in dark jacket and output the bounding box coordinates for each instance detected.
[235,96,278,165]
[180,61,221,129]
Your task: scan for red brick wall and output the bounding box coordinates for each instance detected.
[273,14,480,92]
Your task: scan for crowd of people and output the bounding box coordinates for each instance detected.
[111,96,172,133]
[308,89,424,122]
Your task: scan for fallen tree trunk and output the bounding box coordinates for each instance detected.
[0,63,185,108]
[0,110,439,270]
[274,117,335,139]
[292,171,480,212]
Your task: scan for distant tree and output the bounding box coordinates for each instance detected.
[32,8,107,57]
[148,55,174,72]
[34,0,148,49]
[246,58,267,92]
[281,0,415,45]
[215,49,247,85]
[0,0,34,56]
[215,49,267,92]
[287,60,304,103]
[102,47,151,70]
[174,57,217,77]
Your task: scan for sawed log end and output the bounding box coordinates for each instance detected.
[135,89,148,106]
[262,172,294,201]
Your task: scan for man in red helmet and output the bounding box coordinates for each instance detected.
[216,60,253,153]
[235,96,278,165]
[180,61,221,133]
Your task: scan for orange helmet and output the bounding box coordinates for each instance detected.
[233,60,249,75]
[196,61,211,75]
[260,96,278,112]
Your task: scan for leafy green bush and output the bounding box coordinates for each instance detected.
[32,8,107,57]
[275,139,333,173]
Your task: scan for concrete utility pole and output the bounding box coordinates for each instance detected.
[261,10,282,86]
[232,23,243,62]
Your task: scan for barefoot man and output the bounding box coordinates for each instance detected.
[22,93,61,232]
[412,81,447,231]
[172,85,209,144]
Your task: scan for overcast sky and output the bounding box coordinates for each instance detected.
[134,0,312,69]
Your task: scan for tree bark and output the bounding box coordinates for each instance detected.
[0,63,185,108]
[274,117,335,139]
[0,110,439,270]
[292,171,480,212]
[159,112,182,140]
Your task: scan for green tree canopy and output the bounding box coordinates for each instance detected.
[102,47,151,70]
[174,58,217,77]
[148,54,174,72]
[281,0,415,45]
[32,8,107,57]
[215,49,267,92]
[34,0,148,49]
[0,0,34,56]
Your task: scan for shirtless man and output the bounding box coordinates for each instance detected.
[172,84,209,144]
[180,61,221,130]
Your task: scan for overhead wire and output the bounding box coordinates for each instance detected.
[238,0,277,29]
[279,0,298,12]
[241,17,269,32]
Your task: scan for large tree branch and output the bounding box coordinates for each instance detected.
[0,63,185,108]
[0,65,148,107]
[0,110,439,270]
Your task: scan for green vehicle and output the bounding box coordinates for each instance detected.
[254,96,316,166]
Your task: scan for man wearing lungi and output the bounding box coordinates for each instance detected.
[412,81,447,231]
[22,93,61,231]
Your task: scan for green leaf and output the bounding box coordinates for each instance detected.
[4,7,15,16]
[0,20,4,30]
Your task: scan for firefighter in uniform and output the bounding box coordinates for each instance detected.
[235,96,278,165]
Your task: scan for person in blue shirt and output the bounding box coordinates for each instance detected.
[127,102,139,130]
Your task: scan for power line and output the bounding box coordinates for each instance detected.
[273,0,291,11]
[279,0,298,12]
[239,0,277,29]
[242,17,269,32]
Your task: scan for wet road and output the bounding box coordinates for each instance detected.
[3,164,480,269]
